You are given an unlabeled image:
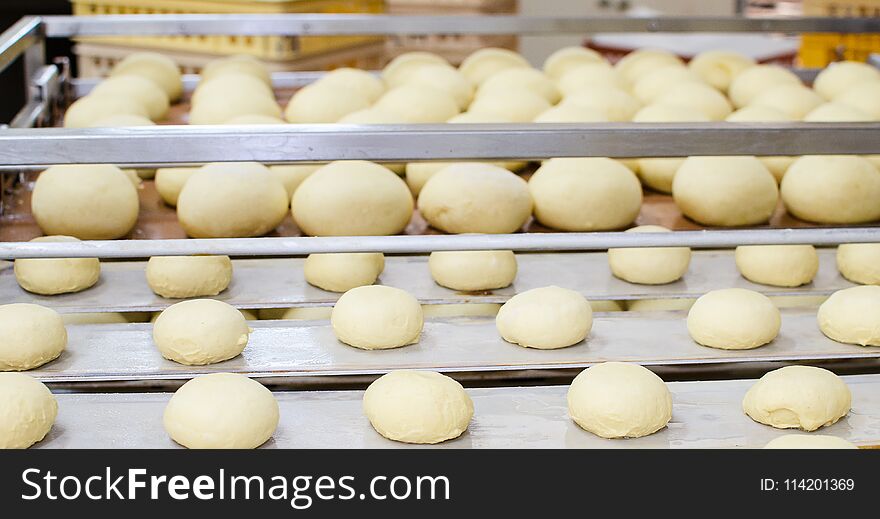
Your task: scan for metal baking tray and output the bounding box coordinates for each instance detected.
[35,374,880,449]
[26,308,880,383]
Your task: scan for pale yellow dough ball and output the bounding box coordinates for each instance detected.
[331,285,423,350]
[743,366,851,431]
[632,103,711,193]
[155,167,199,207]
[429,250,517,291]
[459,47,530,86]
[496,286,592,349]
[614,48,684,86]
[190,75,281,125]
[728,65,801,108]
[314,67,385,103]
[0,304,67,371]
[725,105,796,183]
[556,62,626,95]
[748,83,824,119]
[781,155,880,224]
[687,49,755,91]
[153,299,250,365]
[804,102,875,122]
[560,86,641,122]
[192,73,273,106]
[467,89,551,122]
[833,80,880,119]
[813,60,880,100]
[0,373,57,448]
[111,52,182,101]
[382,51,449,88]
[837,243,880,285]
[735,245,819,287]
[607,225,691,285]
[764,434,857,449]
[398,64,473,110]
[818,285,880,346]
[687,288,781,350]
[284,83,370,123]
[14,236,100,295]
[543,46,605,80]
[373,85,460,123]
[146,255,233,298]
[631,65,705,104]
[91,75,170,120]
[653,82,732,120]
[63,95,150,128]
[201,54,272,86]
[304,253,385,293]
[477,67,560,104]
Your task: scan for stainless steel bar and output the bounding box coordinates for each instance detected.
[40,14,880,37]
[8,100,44,129]
[0,16,42,76]
[1,228,879,260]
[1,123,879,167]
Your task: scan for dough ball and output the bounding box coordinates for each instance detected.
[781,155,880,224]
[304,253,385,292]
[496,286,592,349]
[155,167,198,206]
[429,250,517,291]
[543,46,605,80]
[14,236,100,295]
[560,86,641,121]
[63,95,150,128]
[284,83,370,123]
[607,225,691,284]
[0,373,57,448]
[687,49,755,91]
[422,303,502,318]
[742,366,851,431]
[0,304,66,371]
[728,64,801,108]
[459,47,530,86]
[478,67,560,104]
[201,54,272,86]
[223,114,285,124]
[314,67,385,102]
[764,434,857,449]
[837,243,880,285]
[417,163,532,234]
[280,306,333,321]
[568,362,672,439]
[177,162,288,238]
[749,83,824,119]
[632,159,685,194]
[64,312,128,325]
[833,80,880,119]
[363,370,473,444]
[91,75,170,120]
[153,299,250,365]
[373,85,460,123]
[331,285,423,350]
[398,64,473,109]
[190,79,281,124]
[672,156,778,226]
[164,373,278,449]
[632,65,705,104]
[735,245,819,287]
[687,288,780,350]
[557,62,625,95]
[818,285,880,346]
[633,104,711,193]
[654,82,732,120]
[725,105,795,183]
[614,48,684,86]
[529,157,642,231]
[814,60,880,100]
[804,102,874,122]
[89,113,155,128]
[192,73,274,106]
[146,255,233,298]
[627,298,695,312]
[382,51,448,88]
[111,52,182,101]
[32,164,139,239]
[467,89,551,122]
[533,104,609,122]
[268,164,321,200]
[292,161,413,236]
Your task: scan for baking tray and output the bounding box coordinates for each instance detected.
[25,308,880,383]
[0,249,854,313]
[35,374,880,448]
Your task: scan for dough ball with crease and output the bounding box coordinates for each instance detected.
[201,54,271,86]
[568,362,672,439]
[728,64,801,108]
[749,83,824,119]
[543,46,605,80]
[110,52,182,101]
[429,250,517,291]
[687,288,781,350]
[781,155,880,224]
[687,50,755,91]
[459,47,530,86]
[496,286,592,349]
[397,64,473,109]
[284,83,370,123]
[477,68,560,104]
[164,373,278,449]
[177,162,288,237]
[304,253,385,293]
[293,161,413,236]
[418,163,532,234]
[818,286,880,346]
[0,304,67,371]
[146,255,233,298]
[0,373,57,448]
[743,366,851,431]
[560,86,641,122]
[382,51,448,88]
[91,75,169,120]
[331,285,423,350]
[155,167,198,207]
[556,62,625,95]
[633,103,711,193]
[314,67,384,102]
[363,370,473,444]
[735,245,819,287]
[836,243,880,285]
[153,299,250,365]
[14,236,100,295]
[607,225,691,285]
[814,60,880,100]
[63,95,150,128]
[764,434,857,449]
[467,89,551,122]
[373,85,460,123]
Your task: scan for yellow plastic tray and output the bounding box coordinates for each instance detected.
[799,0,880,67]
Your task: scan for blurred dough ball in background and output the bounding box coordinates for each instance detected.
[110,51,183,101]
[201,54,272,86]
[833,80,880,119]
[373,85,460,123]
[725,104,796,183]
[304,253,385,293]
[312,67,385,103]
[192,73,273,106]
[397,64,473,110]
[781,155,880,224]
[653,82,732,120]
[614,48,684,86]
[813,60,880,100]
[607,225,691,285]
[63,312,128,325]
[477,67,560,104]
[90,75,170,121]
[632,103,711,193]
[468,89,551,122]
[543,46,605,81]
[631,65,705,105]
[556,62,626,95]
[63,95,150,128]
[687,49,755,91]
[284,82,370,123]
[190,75,281,125]
[748,83,824,120]
[382,51,449,88]
[14,236,100,295]
[764,434,857,449]
[804,102,874,122]
[559,86,641,122]
[459,47,531,86]
[728,64,801,108]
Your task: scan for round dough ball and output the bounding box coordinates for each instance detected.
[529,157,642,231]
[568,362,672,439]
[429,250,517,291]
[0,304,66,371]
[654,82,732,120]
[614,48,684,86]
[459,47,530,86]
[177,162,288,238]
[190,81,281,125]
[818,285,880,346]
[632,104,711,193]
[422,303,502,318]
[315,67,385,103]
[153,299,250,365]
[223,114,285,124]
[91,75,170,120]
[781,155,880,224]
[284,83,370,123]
[496,286,592,349]
[632,65,705,104]
[63,95,150,128]
[331,285,423,350]
[833,80,880,119]
[304,253,385,292]
[64,312,128,325]
[0,373,57,448]
[146,255,233,298]
[14,236,100,295]
[627,298,695,312]
[607,225,691,284]
[155,167,198,206]
[728,65,801,108]
[804,102,874,122]
[735,245,819,287]
[477,67,560,104]
[725,105,795,183]
[292,161,413,236]
[111,52,182,101]
[192,73,273,106]
[687,50,755,91]
[466,89,550,122]
[749,83,824,119]
[201,54,272,86]
[418,163,532,234]
[268,164,321,200]
[543,46,605,80]
[557,62,625,95]
[363,370,473,444]
[687,288,781,350]
[814,60,880,100]
[32,164,139,239]
[533,103,609,122]
[672,156,778,226]
[164,373,278,449]
[398,64,473,110]
[742,366,851,431]
[837,243,880,285]
[561,86,641,122]
[764,434,857,449]
[373,85,460,123]
[382,51,449,88]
